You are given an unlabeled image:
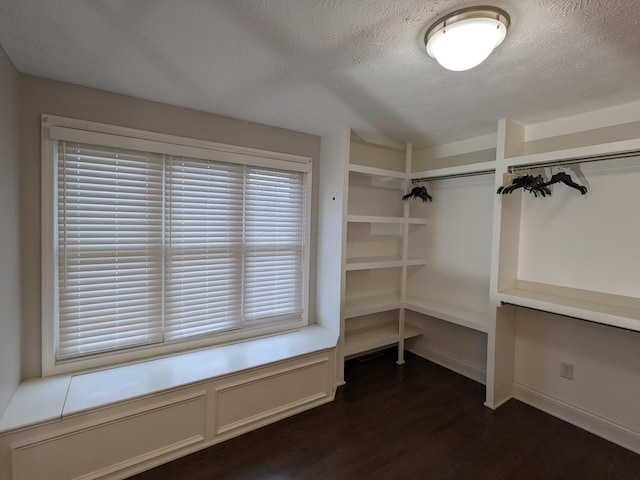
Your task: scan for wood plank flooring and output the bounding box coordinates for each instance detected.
[128,349,640,479]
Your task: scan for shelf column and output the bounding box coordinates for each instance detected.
[397,142,412,365]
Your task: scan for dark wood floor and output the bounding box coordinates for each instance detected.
[128,349,640,480]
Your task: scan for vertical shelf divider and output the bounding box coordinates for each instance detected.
[397,143,412,365]
[486,119,524,408]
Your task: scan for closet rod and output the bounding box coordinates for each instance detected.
[411,169,495,183]
[509,149,640,172]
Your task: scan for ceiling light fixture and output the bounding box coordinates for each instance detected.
[425,6,510,72]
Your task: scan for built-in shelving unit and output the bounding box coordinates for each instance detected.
[319,110,640,454]
[485,118,640,413]
[494,135,640,335]
[319,129,497,384]
[342,138,424,366]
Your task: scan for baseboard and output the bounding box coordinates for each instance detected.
[513,382,640,455]
[407,342,486,385]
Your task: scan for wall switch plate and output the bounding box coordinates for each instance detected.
[560,361,574,380]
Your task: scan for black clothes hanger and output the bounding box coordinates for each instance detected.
[497,173,521,194]
[498,166,588,197]
[402,185,432,202]
[525,174,552,197]
[544,171,587,195]
[499,174,549,196]
[500,174,534,194]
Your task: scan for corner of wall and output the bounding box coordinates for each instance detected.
[0,44,22,414]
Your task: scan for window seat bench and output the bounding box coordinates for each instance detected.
[0,326,338,480]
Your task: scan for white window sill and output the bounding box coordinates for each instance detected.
[0,325,337,435]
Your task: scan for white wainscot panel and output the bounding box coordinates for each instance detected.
[11,391,206,480]
[215,355,332,436]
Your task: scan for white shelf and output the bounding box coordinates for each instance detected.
[412,160,496,180]
[345,256,404,270]
[343,323,423,357]
[349,163,407,179]
[347,215,405,224]
[498,282,640,332]
[404,323,423,340]
[503,138,640,166]
[405,257,428,267]
[344,324,399,357]
[405,296,490,333]
[345,293,402,318]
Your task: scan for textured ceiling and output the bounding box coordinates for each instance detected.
[1,0,640,147]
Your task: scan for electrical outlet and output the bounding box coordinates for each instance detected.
[560,361,574,380]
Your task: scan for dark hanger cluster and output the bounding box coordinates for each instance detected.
[497,169,588,197]
[402,185,432,202]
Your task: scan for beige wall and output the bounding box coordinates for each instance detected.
[19,75,320,379]
[0,47,21,412]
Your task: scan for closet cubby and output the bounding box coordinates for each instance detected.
[343,310,400,358]
[346,221,403,266]
[344,267,402,318]
[343,310,422,359]
[349,141,406,172]
[347,170,404,217]
[495,153,640,332]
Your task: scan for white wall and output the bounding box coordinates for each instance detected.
[0,46,21,413]
[514,308,640,446]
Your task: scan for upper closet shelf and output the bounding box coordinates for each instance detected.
[502,138,640,167]
[349,163,407,179]
[412,160,496,181]
[405,296,490,333]
[498,282,640,332]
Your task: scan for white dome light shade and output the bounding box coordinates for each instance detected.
[425,7,510,72]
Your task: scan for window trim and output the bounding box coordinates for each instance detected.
[41,114,312,376]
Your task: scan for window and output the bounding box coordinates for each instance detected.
[42,116,311,374]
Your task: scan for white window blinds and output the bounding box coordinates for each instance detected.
[57,141,306,361]
[57,143,164,359]
[242,167,305,325]
[163,156,244,339]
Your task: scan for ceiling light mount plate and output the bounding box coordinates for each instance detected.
[424,6,510,72]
